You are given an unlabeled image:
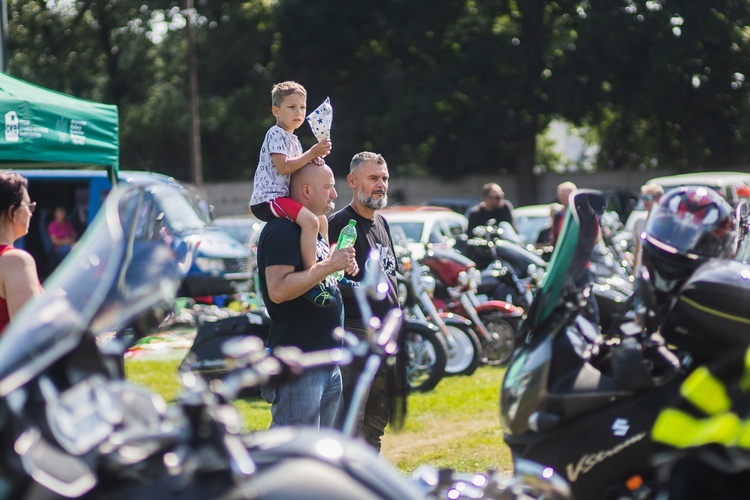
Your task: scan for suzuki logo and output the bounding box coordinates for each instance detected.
[612,419,629,437]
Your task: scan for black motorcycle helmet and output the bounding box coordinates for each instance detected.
[641,185,735,296]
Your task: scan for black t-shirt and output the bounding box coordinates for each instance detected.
[257,219,343,351]
[466,202,515,235]
[328,205,400,322]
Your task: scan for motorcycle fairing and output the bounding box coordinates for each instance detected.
[504,377,682,497]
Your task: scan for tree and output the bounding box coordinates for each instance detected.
[558,0,750,171]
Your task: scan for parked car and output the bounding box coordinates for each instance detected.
[214,215,265,291]
[7,169,252,297]
[422,198,476,216]
[214,214,264,251]
[380,206,468,260]
[625,171,750,234]
[512,204,553,246]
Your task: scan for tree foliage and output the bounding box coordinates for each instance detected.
[6,0,750,201]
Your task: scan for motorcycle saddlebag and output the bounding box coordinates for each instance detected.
[662,259,750,361]
[179,311,270,378]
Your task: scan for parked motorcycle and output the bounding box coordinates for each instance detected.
[180,279,447,395]
[500,190,691,499]
[456,222,545,311]
[421,246,523,366]
[459,220,632,335]
[397,248,483,376]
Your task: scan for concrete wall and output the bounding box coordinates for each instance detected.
[197,168,678,217]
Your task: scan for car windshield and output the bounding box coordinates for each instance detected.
[217,221,253,243]
[388,221,424,243]
[515,215,550,244]
[154,185,208,232]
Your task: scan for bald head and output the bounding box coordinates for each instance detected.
[290,161,322,195]
[290,161,337,215]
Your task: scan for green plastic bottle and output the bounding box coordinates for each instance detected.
[332,219,357,280]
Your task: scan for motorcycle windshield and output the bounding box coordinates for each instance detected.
[0,183,193,396]
[526,190,605,330]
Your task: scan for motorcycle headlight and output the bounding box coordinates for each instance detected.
[468,268,482,289]
[457,270,469,287]
[419,274,436,295]
[195,257,225,275]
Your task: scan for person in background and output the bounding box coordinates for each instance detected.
[328,151,400,452]
[0,172,42,334]
[249,81,334,308]
[48,205,78,263]
[632,182,665,271]
[465,182,515,236]
[257,161,357,429]
[631,182,665,309]
[549,181,577,247]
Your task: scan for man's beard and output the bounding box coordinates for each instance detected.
[357,188,388,210]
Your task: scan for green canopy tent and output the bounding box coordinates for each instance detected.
[0,71,119,180]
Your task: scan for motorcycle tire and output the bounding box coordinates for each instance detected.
[402,322,448,392]
[478,312,516,366]
[441,320,482,377]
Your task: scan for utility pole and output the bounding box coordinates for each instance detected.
[186,0,203,186]
[0,0,8,72]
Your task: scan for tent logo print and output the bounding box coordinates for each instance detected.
[56,117,70,144]
[5,111,19,143]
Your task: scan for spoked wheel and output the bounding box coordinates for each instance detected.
[442,323,482,376]
[403,325,447,392]
[478,312,516,366]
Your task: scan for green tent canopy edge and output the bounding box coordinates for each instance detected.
[0,71,119,182]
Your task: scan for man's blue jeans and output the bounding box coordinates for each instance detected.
[261,365,343,429]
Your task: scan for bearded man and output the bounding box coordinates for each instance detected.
[328,151,400,452]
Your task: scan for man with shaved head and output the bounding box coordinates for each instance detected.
[257,161,357,429]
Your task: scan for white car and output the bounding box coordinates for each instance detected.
[381,206,468,261]
[625,171,750,234]
[512,204,552,246]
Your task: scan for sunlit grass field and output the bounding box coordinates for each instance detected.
[125,356,513,475]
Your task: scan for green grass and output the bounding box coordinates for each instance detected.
[125,356,512,474]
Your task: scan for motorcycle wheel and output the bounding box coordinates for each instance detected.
[404,326,447,392]
[478,312,516,366]
[442,323,482,376]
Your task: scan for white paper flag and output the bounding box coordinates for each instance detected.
[306,97,333,141]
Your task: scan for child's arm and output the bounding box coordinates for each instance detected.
[272,139,332,176]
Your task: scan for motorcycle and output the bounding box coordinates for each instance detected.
[179,276,447,395]
[421,246,523,366]
[397,247,483,377]
[458,220,632,335]
[500,190,691,499]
